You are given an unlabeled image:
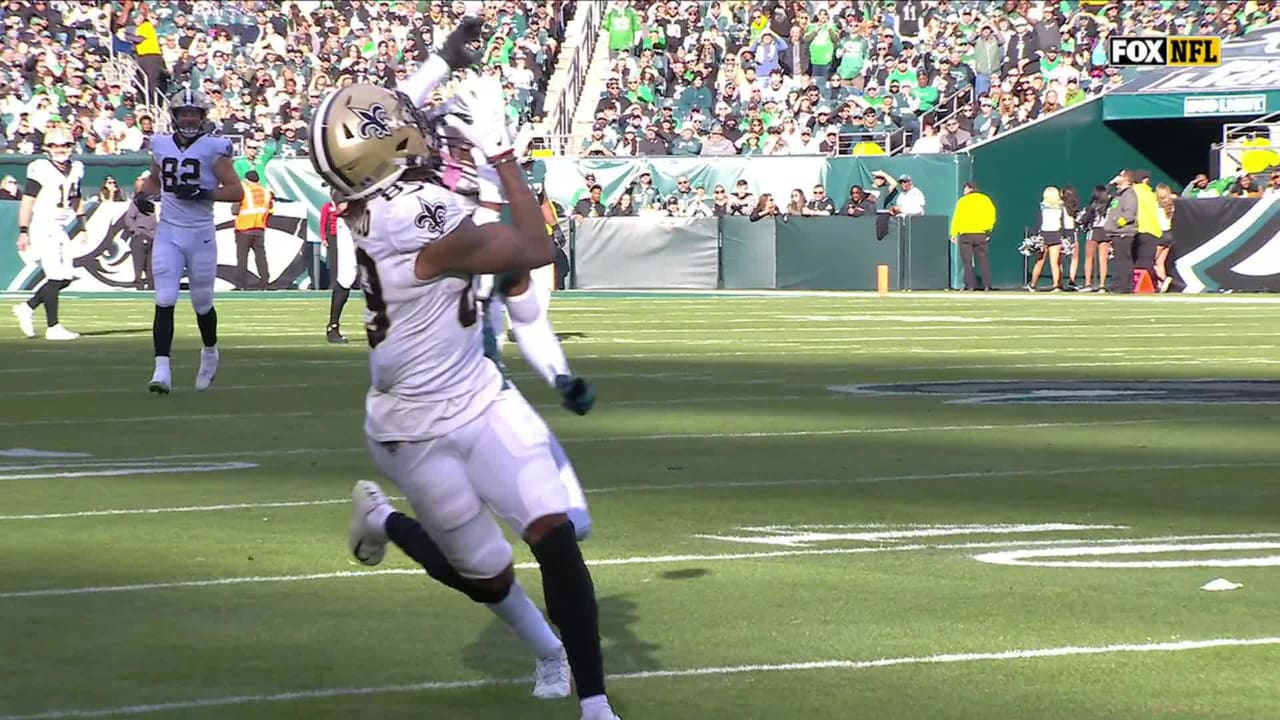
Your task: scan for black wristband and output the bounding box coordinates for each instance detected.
[18,226,28,234]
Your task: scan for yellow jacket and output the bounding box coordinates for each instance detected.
[950,191,997,236]
[1134,183,1163,238]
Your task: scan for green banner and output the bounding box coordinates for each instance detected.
[1102,91,1279,120]
[0,153,152,197]
[539,155,967,227]
[573,217,719,289]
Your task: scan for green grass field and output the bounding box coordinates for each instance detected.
[1,290,1279,720]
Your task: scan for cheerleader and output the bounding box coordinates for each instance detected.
[1061,185,1080,290]
[1028,186,1066,292]
[1078,185,1111,293]
[1154,183,1176,292]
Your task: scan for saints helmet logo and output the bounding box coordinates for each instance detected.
[352,104,392,139]
[415,198,448,234]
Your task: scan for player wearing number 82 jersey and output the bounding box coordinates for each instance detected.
[310,78,620,720]
[135,88,243,394]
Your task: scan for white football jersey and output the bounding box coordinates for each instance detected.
[350,178,503,441]
[25,158,84,227]
[151,133,233,228]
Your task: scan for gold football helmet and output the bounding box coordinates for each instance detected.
[308,83,436,200]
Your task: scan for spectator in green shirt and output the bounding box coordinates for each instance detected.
[606,3,641,59]
[911,71,939,114]
[233,138,277,180]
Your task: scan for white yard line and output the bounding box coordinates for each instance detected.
[1,636,1277,719]
[0,462,257,482]
[0,382,354,398]
[2,347,1260,375]
[0,413,1246,448]
[8,330,1280,354]
[0,410,346,429]
[6,460,1278,521]
[6,530,1280,600]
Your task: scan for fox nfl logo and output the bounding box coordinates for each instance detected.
[1108,36,1222,67]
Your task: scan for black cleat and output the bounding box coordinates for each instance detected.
[326,324,349,344]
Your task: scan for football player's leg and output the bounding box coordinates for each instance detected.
[327,229,357,342]
[361,436,567,693]
[468,390,614,716]
[549,430,592,540]
[476,274,506,357]
[149,228,184,393]
[31,229,77,340]
[188,228,219,391]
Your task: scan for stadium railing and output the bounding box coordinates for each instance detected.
[544,1,602,139]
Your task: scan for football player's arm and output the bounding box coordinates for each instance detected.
[16,180,36,252]
[504,273,594,414]
[139,161,162,196]
[416,159,553,279]
[212,156,244,203]
[399,18,484,107]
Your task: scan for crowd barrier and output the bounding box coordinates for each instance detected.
[571,215,951,290]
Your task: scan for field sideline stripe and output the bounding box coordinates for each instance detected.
[5,531,1280,599]
[0,416,1256,476]
[4,460,1279,521]
[3,637,1278,719]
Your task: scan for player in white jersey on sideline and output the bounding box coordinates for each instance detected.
[12,128,85,341]
[309,62,620,719]
[133,88,243,394]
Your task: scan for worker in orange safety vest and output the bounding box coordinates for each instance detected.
[232,170,275,290]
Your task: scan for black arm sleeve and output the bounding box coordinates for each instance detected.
[23,178,41,198]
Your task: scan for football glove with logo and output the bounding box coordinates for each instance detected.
[173,186,211,201]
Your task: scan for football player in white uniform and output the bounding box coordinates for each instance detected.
[435,126,596,540]
[12,128,84,341]
[311,76,619,720]
[133,88,243,394]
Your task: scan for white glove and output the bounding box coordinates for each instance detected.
[445,73,514,162]
[470,146,504,204]
[512,122,535,163]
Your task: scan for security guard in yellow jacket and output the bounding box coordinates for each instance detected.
[1131,169,1162,287]
[950,181,997,290]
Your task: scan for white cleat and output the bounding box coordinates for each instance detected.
[12,304,35,338]
[44,324,79,341]
[12,303,35,338]
[532,648,572,700]
[148,364,172,395]
[195,347,219,391]
[580,703,622,720]
[349,480,391,566]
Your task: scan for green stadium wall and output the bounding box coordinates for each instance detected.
[969,97,1175,288]
[1,155,970,291]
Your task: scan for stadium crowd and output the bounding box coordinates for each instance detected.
[1,0,1277,161]
[583,0,1280,157]
[0,0,568,158]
